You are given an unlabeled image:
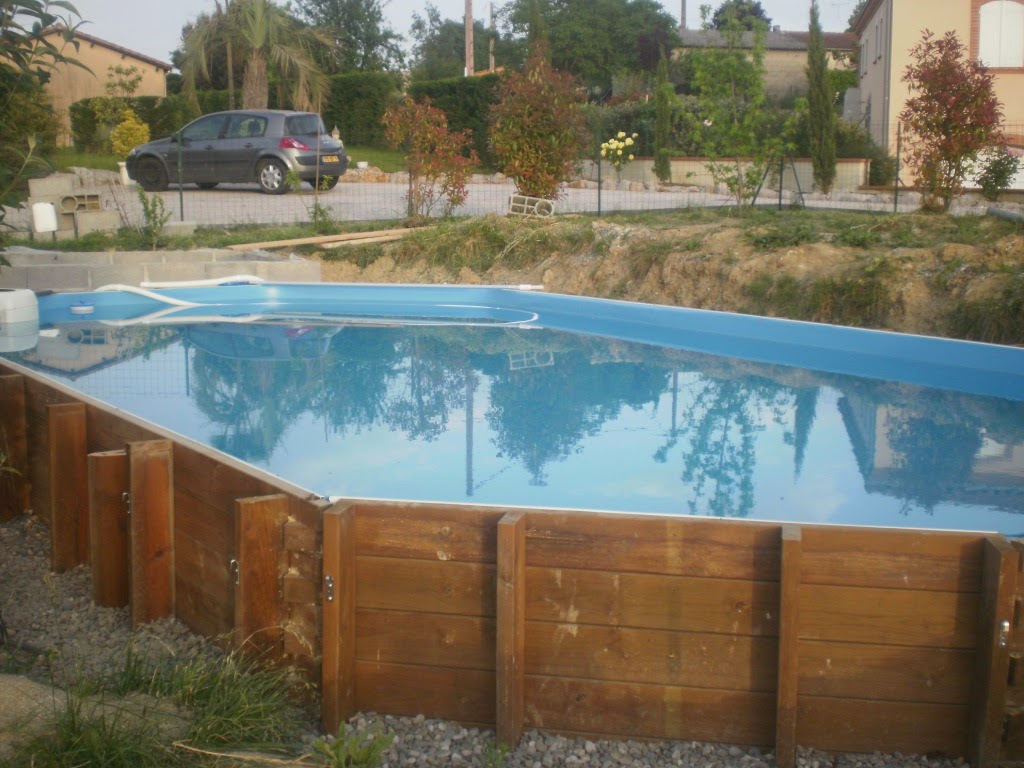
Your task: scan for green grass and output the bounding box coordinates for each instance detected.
[45,148,122,173]
[946,272,1024,345]
[343,145,406,173]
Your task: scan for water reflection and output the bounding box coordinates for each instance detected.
[7,321,1024,530]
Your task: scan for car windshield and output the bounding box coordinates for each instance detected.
[284,114,326,136]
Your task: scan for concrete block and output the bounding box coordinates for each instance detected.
[204,261,264,280]
[256,260,321,283]
[0,267,29,289]
[162,221,197,237]
[74,210,122,236]
[54,229,77,241]
[157,250,214,264]
[21,265,90,292]
[143,262,209,284]
[28,175,77,198]
[90,265,147,289]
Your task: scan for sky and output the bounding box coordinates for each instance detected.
[71,0,861,68]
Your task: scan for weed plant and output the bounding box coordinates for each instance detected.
[947,273,1024,344]
[313,724,394,768]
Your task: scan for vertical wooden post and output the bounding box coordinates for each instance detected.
[322,504,356,734]
[0,374,29,521]
[775,525,802,768]
[234,494,288,657]
[970,536,1018,768]
[128,440,174,628]
[88,450,129,607]
[47,402,88,571]
[497,509,526,748]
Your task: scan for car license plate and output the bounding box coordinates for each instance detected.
[322,155,339,163]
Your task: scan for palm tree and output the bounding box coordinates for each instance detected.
[180,0,330,111]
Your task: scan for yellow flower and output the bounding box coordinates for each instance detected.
[617,149,623,155]
[628,154,634,160]
[625,137,633,146]
[600,148,606,157]
[617,131,626,138]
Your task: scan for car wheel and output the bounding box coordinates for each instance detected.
[309,175,339,191]
[257,158,289,195]
[197,182,219,190]
[137,157,168,192]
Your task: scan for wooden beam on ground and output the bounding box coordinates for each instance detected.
[88,450,129,607]
[48,402,88,571]
[234,494,288,657]
[497,509,526,749]
[322,503,356,734]
[775,525,802,768]
[225,227,417,251]
[320,234,406,250]
[0,374,29,521]
[129,440,174,628]
[969,535,1018,768]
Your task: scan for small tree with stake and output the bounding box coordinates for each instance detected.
[806,0,836,194]
[898,29,1005,212]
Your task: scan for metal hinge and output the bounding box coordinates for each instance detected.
[229,558,240,586]
[999,620,1011,648]
[122,492,131,516]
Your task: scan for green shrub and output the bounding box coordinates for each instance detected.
[110,112,150,157]
[323,72,403,147]
[409,74,500,166]
[976,146,1021,202]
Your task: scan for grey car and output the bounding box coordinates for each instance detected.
[125,110,348,195]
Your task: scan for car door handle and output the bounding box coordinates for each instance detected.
[244,143,255,148]
[204,145,215,150]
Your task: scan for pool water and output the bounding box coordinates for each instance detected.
[5,284,1024,533]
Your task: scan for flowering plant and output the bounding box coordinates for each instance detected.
[600,131,638,170]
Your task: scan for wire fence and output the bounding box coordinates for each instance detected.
[7,122,1024,236]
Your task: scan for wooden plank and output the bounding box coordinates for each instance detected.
[48,402,88,571]
[800,527,984,593]
[174,485,233,556]
[797,697,967,756]
[526,567,778,636]
[526,622,777,691]
[800,584,978,649]
[355,609,496,670]
[969,536,1018,768]
[775,526,801,768]
[234,494,287,657]
[322,505,356,734]
[526,511,781,580]
[284,520,318,553]
[799,640,973,704]
[0,374,29,521]
[357,557,496,616]
[356,661,495,726]
[88,450,129,607]
[524,676,775,745]
[497,510,526,748]
[174,533,233,637]
[354,502,504,563]
[129,439,174,628]
[283,574,318,604]
[224,226,416,251]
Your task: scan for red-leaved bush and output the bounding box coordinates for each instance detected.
[383,97,478,219]
[898,30,1004,212]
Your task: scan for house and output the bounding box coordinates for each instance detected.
[40,28,172,146]
[849,0,1024,154]
[675,27,856,101]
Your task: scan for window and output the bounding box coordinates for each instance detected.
[181,115,226,142]
[979,0,1024,67]
[225,115,267,139]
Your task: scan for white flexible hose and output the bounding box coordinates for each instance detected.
[94,283,200,307]
[139,275,265,289]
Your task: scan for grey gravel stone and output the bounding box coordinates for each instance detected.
[1,515,970,768]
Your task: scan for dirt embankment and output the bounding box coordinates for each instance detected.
[315,215,1024,343]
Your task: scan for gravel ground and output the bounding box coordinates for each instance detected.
[1,514,968,768]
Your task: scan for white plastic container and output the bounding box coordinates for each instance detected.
[0,288,39,352]
[31,202,58,233]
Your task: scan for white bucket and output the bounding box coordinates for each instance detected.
[31,202,57,233]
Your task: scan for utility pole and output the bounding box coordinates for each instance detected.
[489,3,495,72]
[465,0,474,76]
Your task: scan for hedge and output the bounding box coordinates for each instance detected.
[408,74,500,166]
[321,72,402,147]
[69,95,198,150]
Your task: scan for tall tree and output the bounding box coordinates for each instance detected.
[846,0,869,31]
[710,0,771,31]
[180,0,330,111]
[807,0,836,193]
[898,29,1004,212]
[501,0,679,89]
[1,0,84,243]
[410,5,520,81]
[294,0,403,71]
[652,51,675,183]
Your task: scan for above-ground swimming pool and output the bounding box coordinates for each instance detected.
[3,282,1023,534]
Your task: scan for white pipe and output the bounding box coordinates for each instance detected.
[140,275,265,289]
[94,283,199,307]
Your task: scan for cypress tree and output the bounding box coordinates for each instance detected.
[653,52,674,183]
[807,0,836,194]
